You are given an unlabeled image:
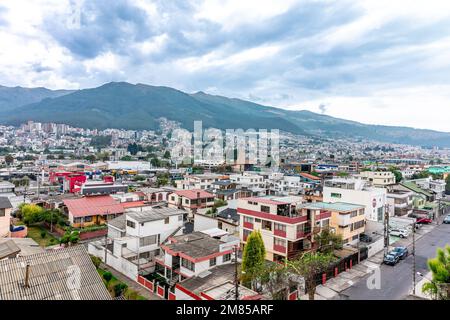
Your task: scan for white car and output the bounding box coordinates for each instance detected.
[390,228,410,238]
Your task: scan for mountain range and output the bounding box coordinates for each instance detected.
[0,81,449,148]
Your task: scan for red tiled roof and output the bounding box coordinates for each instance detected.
[64,195,124,218]
[121,201,146,209]
[299,172,321,181]
[175,189,214,200]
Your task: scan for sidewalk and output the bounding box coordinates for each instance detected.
[100,263,162,300]
[300,222,439,300]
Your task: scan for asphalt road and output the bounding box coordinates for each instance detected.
[341,222,450,300]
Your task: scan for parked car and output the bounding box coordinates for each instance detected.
[389,228,410,238]
[359,233,373,243]
[416,217,432,224]
[383,254,399,266]
[391,247,408,260]
[443,214,450,224]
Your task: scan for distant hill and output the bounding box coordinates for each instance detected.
[0,81,449,147]
[0,85,74,111]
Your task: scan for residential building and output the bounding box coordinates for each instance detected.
[0,197,12,238]
[357,171,396,187]
[168,189,215,215]
[237,196,331,262]
[298,202,365,245]
[0,181,15,194]
[175,174,224,190]
[387,189,414,217]
[156,230,239,287]
[88,207,185,280]
[323,179,387,222]
[63,195,124,227]
[174,263,261,300]
[229,172,265,189]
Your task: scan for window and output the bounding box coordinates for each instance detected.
[0,209,5,217]
[244,216,254,224]
[164,217,170,224]
[223,253,232,262]
[171,196,175,201]
[352,234,359,241]
[262,220,272,231]
[261,205,270,213]
[84,216,93,222]
[322,219,329,228]
[274,223,286,232]
[209,257,216,267]
[184,199,189,204]
[126,220,135,228]
[331,193,342,199]
[255,218,261,223]
[274,238,286,248]
[181,258,195,271]
[140,235,157,246]
[243,229,251,239]
[178,215,183,221]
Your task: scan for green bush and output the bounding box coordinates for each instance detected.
[40,230,46,238]
[90,255,102,269]
[103,271,113,283]
[124,288,138,300]
[114,283,128,297]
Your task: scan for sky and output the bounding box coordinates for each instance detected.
[0,0,450,132]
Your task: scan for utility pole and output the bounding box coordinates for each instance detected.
[383,204,390,256]
[234,245,239,301]
[412,221,416,295]
[104,233,108,264]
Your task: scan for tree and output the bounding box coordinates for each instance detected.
[314,228,343,254]
[127,143,139,155]
[422,245,450,300]
[241,230,266,289]
[389,166,403,183]
[255,262,290,300]
[286,252,336,300]
[58,154,65,160]
[114,283,128,297]
[150,157,161,167]
[5,154,14,165]
[156,173,169,187]
[20,204,45,226]
[120,155,133,161]
[96,152,110,162]
[85,154,96,163]
[163,150,171,159]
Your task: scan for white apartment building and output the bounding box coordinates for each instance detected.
[229,172,265,189]
[175,174,223,190]
[88,207,186,279]
[323,179,387,222]
[356,171,396,187]
[413,177,446,199]
[387,189,414,217]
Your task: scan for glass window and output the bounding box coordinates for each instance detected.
[140,235,157,246]
[164,217,170,224]
[262,220,272,231]
[331,193,342,199]
[181,258,195,271]
[209,257,216,267]
[126,220,135,228]
[261,205,270,213]
[274,223,286,232]
[223,253,231,262]
[244,216,254,224]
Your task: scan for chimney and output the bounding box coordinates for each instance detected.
[24,264,30,288]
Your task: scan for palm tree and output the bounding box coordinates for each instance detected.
[422,245,450,300]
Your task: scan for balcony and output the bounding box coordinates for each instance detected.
[273,244,287,254]
[243,221,254,229]
[274,229,286,237]
[296,229,311,239]
[316,211,331,220]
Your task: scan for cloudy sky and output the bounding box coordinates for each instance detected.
[1,0,450,132]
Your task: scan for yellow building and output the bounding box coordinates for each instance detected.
[299,202,366,245]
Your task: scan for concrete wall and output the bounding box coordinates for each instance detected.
[0,207,11,238]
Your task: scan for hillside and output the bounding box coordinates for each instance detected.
[0,82,449,147]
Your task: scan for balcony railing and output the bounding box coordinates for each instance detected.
[296,230,311,239]
[316,211,331,220]
[273,244,287,253]
[274,229,286,237]
[243,221,254,229]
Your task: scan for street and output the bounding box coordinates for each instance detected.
[341,222,450,300]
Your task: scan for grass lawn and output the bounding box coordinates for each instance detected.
[26,225,58,247]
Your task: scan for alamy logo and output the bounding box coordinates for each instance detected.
[67,0,83,29]
[170,120,279,168]
[366,266,381,290]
